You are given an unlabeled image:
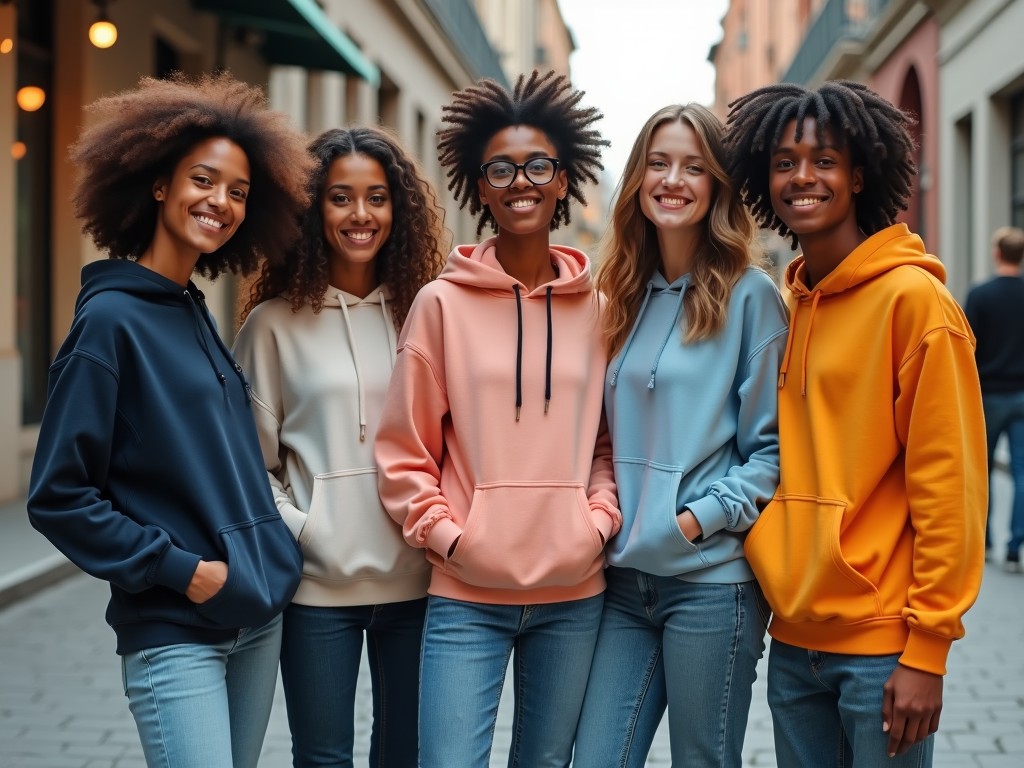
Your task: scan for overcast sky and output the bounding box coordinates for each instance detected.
[557,0,730,186]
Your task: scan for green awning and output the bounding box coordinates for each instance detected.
[194,0,379,86]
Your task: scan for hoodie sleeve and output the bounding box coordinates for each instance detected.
[231,313,305,539]
[687,276,788,538]
[375,298,459,559]
[895,315,987,675]
[28,349,201,595]
[587,410,621,543]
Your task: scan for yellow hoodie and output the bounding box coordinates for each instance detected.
[744,223,986,676]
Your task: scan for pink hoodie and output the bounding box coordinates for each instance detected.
[375,238,621,605]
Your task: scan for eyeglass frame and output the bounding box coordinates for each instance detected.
[479,157,561,189]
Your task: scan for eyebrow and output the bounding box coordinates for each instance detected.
[485,151,552,162]
[771,142,840,154]
[189,163,250,185]
[647,151,705,161]
[327,183,389,192]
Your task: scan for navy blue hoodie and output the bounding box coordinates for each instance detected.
[28,260,302,654]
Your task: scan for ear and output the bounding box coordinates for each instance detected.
[852,166,864,194]
[477,176,489,206]
[556,168,568,201]
[153,179,167,202]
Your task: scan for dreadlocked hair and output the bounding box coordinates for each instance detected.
[598,104,762,358]
[724,79,917,248]
[241,126,447,330]
[71,72,313,279]
[437,70,608,236]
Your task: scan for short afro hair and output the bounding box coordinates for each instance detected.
[437,70,608,236]
[724,80,917,248]
[70,72,314,278]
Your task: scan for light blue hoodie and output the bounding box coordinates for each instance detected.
[605,266,788,583]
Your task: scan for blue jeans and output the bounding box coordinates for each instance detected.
[767,640,934,767]
[982,390,1024,555]
[418,594,603,768]
[280,598,427,768]
[573,568,769,768]
[120,614,283,768]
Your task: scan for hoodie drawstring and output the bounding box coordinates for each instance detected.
[647,286,687,390]
[511,284,554,421]
[777,289,821,397]
[338,294,369,441]
[195,290,252,403]
[544,286,553,414]
[609,282,654,387]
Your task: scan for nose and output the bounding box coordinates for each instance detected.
[351,199,371,222]
[662,165,684,188]
[207,184,229,208]
[792,159,815,186]
[510,166,531,189]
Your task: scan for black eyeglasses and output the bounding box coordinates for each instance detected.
[480,157,560,189]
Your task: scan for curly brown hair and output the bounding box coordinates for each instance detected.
[241,126,447,330]
[437,70,607,236]
[70,72,314,279]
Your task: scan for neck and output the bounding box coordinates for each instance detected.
[797,224,866,290]
[494,229,556,292]
[330,258,378,299]
[137,229,199,287]
[656,227,699,283]
[995,262,1021,277]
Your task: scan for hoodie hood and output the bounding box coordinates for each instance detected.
[437,237,595,420]
[779,223,944,395]
[77,258,249,400]
[439,237,593,296]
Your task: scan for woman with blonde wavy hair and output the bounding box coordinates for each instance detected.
[573,103,788,767]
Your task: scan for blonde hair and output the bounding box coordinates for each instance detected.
[597,104,761,358]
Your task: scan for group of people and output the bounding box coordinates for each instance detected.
[26,67,990,768]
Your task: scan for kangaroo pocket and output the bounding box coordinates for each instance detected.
[744,495,880,623]
[447,482,603,590]
[194,514,302,629]
[298,468,423,582]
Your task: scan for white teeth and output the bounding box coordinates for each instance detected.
[509,199,537,209]
[791,198,823,207]
[346,231,374,241]
[659,196,687,206]
[193,214,225,228]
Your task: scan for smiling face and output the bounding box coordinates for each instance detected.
[321,153,393,272]
[152,137,249,259]
[638,119,713,235]
[477,125,567,237]
[769,117,863,245]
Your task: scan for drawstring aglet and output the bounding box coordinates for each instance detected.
[647,374,656,389]
[544,399,550,414]
[515,405,521,422]
[778,372,786,389]
[359,424,367,442]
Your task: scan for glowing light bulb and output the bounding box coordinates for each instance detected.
[16,86,46,112]
[11,141,26,160]
[0,38,13,55]
[89,19,117,49]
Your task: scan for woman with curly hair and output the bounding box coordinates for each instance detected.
[374,70,621,767]
[572,103,787,767]
[27,73,312,768]
[233,125,446,767]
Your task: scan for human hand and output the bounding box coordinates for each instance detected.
[185,560,228,604]
[881,663,942,757]
[677,508,703,542]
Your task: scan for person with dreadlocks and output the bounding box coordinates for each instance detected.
[233,125,446,767]
[725,80,986,766]
[374,70,620,767]
[27,73,311,767]
[572,103,787,768]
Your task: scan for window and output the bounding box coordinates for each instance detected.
[1012,91,1024,228]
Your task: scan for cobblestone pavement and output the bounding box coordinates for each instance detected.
[1,472,1020,767]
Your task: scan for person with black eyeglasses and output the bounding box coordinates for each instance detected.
[374,70,621,767]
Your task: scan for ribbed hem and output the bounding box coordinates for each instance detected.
[769,615,909,657]
[427,569,606,605]
[290,569,431,607]
[900,627,953,676]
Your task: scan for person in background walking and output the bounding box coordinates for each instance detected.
[964,225,1024,573]
[374,70,621,767]
[233,125,446,767]
[27,73,311,768]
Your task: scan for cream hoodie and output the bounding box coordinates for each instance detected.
[374,239,621,605]
[233,285,430,606]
